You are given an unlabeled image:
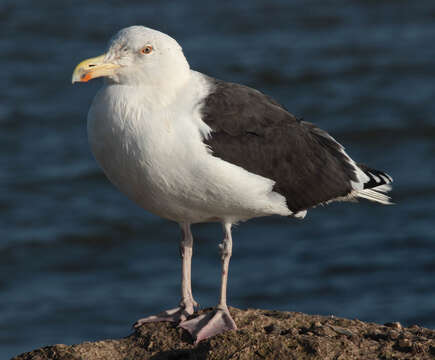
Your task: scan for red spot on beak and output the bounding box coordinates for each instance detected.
[81,72,93,82]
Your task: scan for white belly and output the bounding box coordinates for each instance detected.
[87,84,291,224]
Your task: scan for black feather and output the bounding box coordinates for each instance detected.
[200,77,360,213]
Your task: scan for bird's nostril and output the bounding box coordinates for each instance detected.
[88,64,96,68]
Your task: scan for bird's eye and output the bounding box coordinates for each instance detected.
[140,45,153,55]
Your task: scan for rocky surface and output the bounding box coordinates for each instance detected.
[12,307,435,360]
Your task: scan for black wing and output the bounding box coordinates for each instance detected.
[200,77,358,213]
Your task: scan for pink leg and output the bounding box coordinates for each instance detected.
[180,222,237,344]
[134,223,198,327]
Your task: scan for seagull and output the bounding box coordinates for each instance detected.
[72,26,393,344]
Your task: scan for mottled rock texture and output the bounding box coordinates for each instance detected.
[12,308,435,360]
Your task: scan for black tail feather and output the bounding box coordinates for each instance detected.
[357,163,393,190]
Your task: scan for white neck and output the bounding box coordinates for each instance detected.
[143,66,191,107]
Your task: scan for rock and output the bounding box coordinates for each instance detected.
[385,321,402,330]
[313,321,322,328]
[11,308,435,360]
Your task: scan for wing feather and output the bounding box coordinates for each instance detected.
[200,78,359,212]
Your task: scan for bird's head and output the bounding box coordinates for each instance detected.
[72,26,190,87]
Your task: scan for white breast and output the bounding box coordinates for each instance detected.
[87,73,291,224]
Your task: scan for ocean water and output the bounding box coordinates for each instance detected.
[1,1,435,358]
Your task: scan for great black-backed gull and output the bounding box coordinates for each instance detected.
[72,26,393,344]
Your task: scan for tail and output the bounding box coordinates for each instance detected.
[355,163,393,205]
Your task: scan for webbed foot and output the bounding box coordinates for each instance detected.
[179,306,237,344]
[134,300,198,327]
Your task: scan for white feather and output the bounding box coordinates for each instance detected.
[356,189,393,205]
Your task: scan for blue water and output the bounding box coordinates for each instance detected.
[2,1,435,358]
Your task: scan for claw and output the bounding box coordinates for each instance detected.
[179,307,237,344]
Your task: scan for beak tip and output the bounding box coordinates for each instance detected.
[71,72,86,84]
[71,72,81,84]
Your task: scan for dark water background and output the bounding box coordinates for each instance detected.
[1,0,435,358]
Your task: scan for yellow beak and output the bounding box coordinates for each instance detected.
[71,54,120,83]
